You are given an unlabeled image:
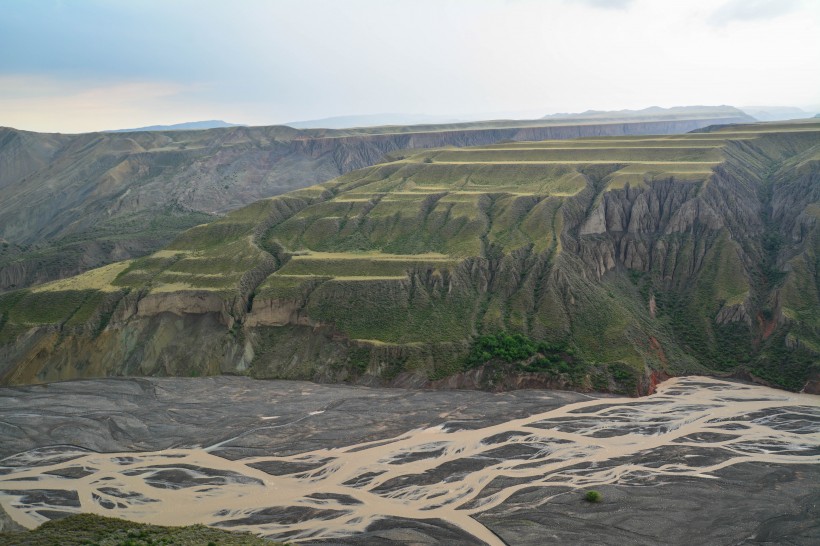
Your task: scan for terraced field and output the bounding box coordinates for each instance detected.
[0,121,818,393]
[249,131,740,337]
[12,134,725,296]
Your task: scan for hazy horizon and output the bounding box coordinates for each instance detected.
[2,0,819,133]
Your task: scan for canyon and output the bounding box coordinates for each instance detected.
[0,120,817,394]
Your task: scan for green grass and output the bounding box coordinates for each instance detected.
[335,162,591,196]
[1,289,99,325]
[0,513,280,546]
[478,138,728,149]
[30,261,132,294]
[276,254,457,278]
[307,278,477,344]
[433,146,723,163]
[255,274,326,300]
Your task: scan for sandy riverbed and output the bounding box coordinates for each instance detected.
[1,376,818,544]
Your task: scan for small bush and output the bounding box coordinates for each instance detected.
[585,490,602,502]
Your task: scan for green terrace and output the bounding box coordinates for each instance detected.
[112,236,269,294]
[428,146,724,163]
[2,123,813,338]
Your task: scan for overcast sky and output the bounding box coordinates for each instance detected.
[1,0,819,133]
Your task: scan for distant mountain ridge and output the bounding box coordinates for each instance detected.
[286,113,466,129]
[288,107,754,131]
[542,105,753,122]
[106,120,244,132]
[103,107,757,133]
[740,106,817,122]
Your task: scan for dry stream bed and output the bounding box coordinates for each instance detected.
[0,376,818,545]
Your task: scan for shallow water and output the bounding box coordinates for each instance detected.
[1,376,818,544]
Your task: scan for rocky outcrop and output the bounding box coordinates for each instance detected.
[136,291,233,321]
[716,302,752,325]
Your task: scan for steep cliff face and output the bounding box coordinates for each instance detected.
[1,121,817,394]
[0,112,752,292]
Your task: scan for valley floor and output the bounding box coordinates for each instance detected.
[0,376,818,545]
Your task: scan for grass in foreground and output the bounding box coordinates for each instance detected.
[0,513,281,546]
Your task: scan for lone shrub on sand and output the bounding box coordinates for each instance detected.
[585,490,602,502]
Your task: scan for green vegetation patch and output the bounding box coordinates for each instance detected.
[466,333,541,365]
[255,274,329,300]
[0,513,278,546]
[478,138,728,149]
[166,221,253,250]
[277,255,457,278]
[30,261,132,293]
[466,333,586,375]
[460,331,646,394]
[114,233,271,294]
[749,331,819,391]
[307,279,477,344]
[434,146,723,163]
[269,193,487,257]
[585,490,603,503]
[0,289,105,326]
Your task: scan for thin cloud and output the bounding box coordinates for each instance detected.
[0,76,218,133]
[710,0,799,26]
[572,0,634,10]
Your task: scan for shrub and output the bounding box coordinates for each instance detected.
[585,490,602,502]
[465,333,538,368]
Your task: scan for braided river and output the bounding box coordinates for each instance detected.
[1,376,818,544]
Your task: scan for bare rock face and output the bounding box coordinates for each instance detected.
[716,302,752,325]
[245,298,304,327]
[580,204,607,235]
[137,291,232,320]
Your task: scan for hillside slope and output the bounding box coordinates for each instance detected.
[1,120,816,394]
[0,108,753,292]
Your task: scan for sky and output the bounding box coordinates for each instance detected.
[1,0,819,133]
